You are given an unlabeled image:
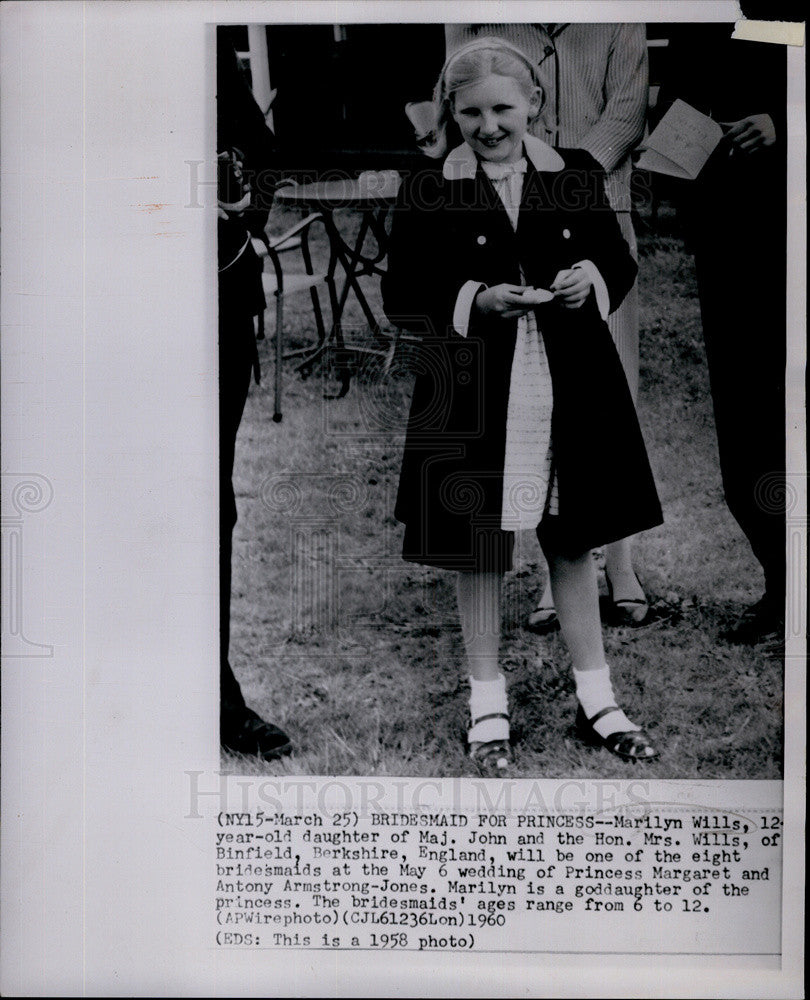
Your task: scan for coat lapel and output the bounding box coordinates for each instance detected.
[443,137,566,266]
[475,169,523,248]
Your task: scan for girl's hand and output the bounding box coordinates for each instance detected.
[474,284,534,319]
[551,268,592,309]
[721,114,776,155]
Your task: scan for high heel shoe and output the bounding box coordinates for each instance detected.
[575,705,658,761]
[525,601,560,634]
[605,572,649,626]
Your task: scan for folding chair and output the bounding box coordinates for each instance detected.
[251,210,338,422]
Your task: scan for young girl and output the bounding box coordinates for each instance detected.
[382,38,663,774]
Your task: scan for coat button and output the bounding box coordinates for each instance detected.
[477,235,487,245]
[562,228,571,239]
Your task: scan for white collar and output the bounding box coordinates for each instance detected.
[442,135,565,180]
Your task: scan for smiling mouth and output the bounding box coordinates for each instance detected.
[479,135,506,147]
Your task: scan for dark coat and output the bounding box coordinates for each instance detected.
[382,146,663,570]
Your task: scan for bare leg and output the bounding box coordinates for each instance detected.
[536,570,554,611]
[545,548,604,672]
[604,536,646,605]
[457,572,510,762]
[532,537,648,626]
[456,571,502,681]
[544,544,656,758]
[526,558,558,631]
[602,213,646,620]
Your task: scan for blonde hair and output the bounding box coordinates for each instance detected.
[421,37,544,158]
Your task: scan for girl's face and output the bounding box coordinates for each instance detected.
[451,73,538,164]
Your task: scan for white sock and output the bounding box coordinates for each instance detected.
[573,665,639,739]
[468,674,509,743]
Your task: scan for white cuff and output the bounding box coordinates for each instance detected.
[573,260,609,321]
[453,280,487,337]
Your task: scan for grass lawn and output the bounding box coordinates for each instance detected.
[224,202,784,779]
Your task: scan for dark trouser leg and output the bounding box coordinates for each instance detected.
[219,311,255,723]
[695,251,786,605]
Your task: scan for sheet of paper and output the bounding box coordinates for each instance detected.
[518,287,555,305]
[637,98,725,179]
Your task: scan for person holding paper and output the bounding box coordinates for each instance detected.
[637,98,728,181]
[658,26,787,644]
[445,23,653,631]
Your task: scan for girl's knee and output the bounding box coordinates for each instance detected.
[544,545,593,568]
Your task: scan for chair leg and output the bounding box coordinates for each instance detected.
[326,276,351,399]
[273,294,283,423]
[309,286,327,350]
[381,327,398,376]
[295,279,339,379]
[285,285,328,362]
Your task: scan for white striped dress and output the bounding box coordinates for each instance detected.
[480,159,559,531]
[446,23,648,399]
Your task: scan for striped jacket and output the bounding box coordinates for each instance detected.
[445,23,648,212]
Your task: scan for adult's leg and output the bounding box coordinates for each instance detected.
[603,213,647,614]
[219,311,253,717]
[696,252,786,635]
[219,310,292,756]
[608,212,640,403]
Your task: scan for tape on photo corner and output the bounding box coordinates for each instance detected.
[733,19,806,46]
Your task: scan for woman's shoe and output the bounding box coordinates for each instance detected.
[575,705,658,761]
[469,712,512,775]
[605,572,649,626]
[526,601,560,634]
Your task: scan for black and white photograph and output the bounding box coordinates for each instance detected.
[1,1,804,994]
[218,21,790,780]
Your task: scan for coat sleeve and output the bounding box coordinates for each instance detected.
[561,151,637,314]
[382,170,470,337]
[576,24,648,174]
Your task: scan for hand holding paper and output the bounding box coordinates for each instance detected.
[475,284,537,319]
[516,286,556,306]
[550,270,592,310]
[722,114,777,155]
[637,99,725,180]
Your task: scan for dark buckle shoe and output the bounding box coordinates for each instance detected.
[575,705,658,761]
[222,707,292,761]
[469,739,513,776]
[469,712,512,776]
